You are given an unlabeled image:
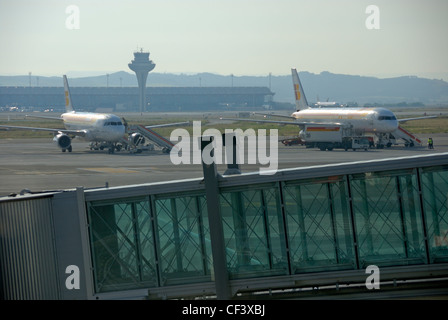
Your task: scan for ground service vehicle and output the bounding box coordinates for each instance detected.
[281,137,305,146]
[342,137,370,151]
[299,125,369,151]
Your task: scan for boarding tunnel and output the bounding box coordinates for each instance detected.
[1,153,448,299]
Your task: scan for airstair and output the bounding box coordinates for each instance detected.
[127,124,174,153]
[393,126,422,147]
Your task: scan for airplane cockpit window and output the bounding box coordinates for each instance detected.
[378,115,397,120]
[104,121,123,126]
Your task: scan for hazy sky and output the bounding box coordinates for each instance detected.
[1,0,447,79]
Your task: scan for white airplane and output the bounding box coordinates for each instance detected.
[0,75,190,154]
[0,75,127,153]
[314,101,341,108]
[314,96,342,108]
[225,68,436,148]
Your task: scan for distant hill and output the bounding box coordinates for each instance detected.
[1,71,447,105]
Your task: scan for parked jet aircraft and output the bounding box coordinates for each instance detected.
[0,75,127,153]
[0,75,187,153]
[224,68,436,148]
[314,96,342,108]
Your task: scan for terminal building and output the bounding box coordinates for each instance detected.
[0,86,274,112]
[1,152,447,299]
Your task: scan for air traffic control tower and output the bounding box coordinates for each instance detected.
[128,49,156,113]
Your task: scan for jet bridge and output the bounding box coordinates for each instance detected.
[1,152,448,300]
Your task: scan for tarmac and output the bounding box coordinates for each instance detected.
[1,132,447,197]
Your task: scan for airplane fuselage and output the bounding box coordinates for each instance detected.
[61,112,125,142]
[291,107,398,134]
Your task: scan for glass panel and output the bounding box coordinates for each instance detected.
[397,173,427,263]
[283,177,355,273]
[350,171,422,267]
[87,198,155,292]
[220,187,287,279]
[421,166,448,263]
[329,179,357,268]
[136,201,157,282]
[155,195,212,285]
[263,188,289,273]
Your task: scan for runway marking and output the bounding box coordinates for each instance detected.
[12,170,75,175]
[81,167,139,174]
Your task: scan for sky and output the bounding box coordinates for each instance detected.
[0,0,447,80]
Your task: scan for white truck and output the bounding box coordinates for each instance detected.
[299,125,369,151]
[342,136,370,151]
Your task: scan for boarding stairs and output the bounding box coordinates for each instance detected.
[393,126,422,147]
[128,124,174,153]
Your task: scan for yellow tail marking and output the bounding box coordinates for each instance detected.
[294,84,301,100]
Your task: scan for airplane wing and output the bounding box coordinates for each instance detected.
[25,114,62,120]
[398,115,438,123]
[220,117,305,126]
[145,121,191,129]
[219,117,342,128]
[0,125,87,137]
[252,112,296,119]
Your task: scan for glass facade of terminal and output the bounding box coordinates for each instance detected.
[86,165,448,293]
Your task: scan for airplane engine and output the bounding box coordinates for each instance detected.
[53,133,71,150]
[129,132,145,146]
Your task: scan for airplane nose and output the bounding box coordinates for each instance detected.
[389,120,398,132]
[393,120,398,129]
[108,127,125,140]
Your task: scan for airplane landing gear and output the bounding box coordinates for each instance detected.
[90,142,122,154]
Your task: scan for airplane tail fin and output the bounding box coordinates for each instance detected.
[63,75,74,112]
[291,68,309,111]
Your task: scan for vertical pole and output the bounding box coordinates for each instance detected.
[170,198,183,272]
[416,168,431,264]
[396,176,409,258]
[201,136,230,299]
[360,178,374,255]
[405,174,420,254]
[75,187,95,298]
[277,182,292,275]
[223,133,241,175]
[346,175,360,269]
[296,185,309,262]
[338,179,354,262]
[327,182,340,264]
